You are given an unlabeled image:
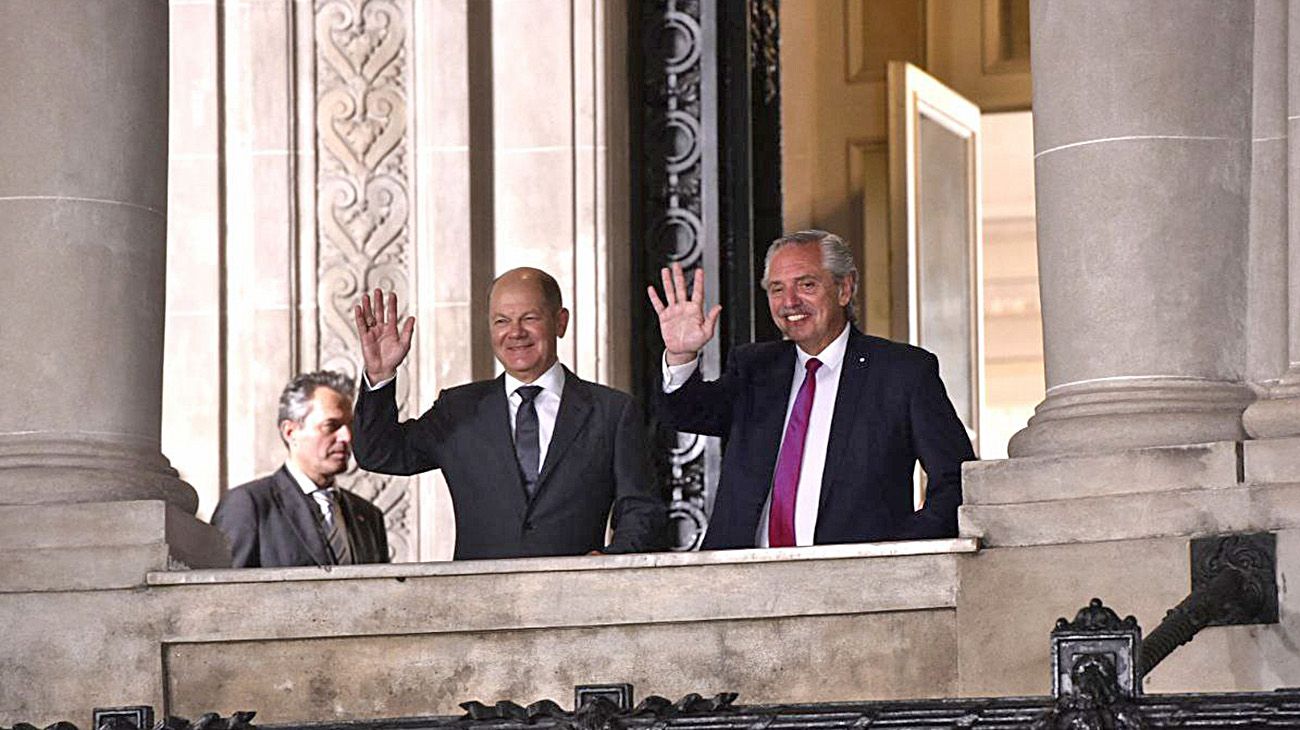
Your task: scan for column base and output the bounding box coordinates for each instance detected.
[0,500,230,592]
[961,439,1300,548]
[0,432,199,514]
[1007,378,1253,458]
[1242,373,1300,439]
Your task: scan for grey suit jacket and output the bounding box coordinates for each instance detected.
[353,368,665,560]
[211,466,390,568]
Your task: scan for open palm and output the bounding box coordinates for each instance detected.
[354,288,415,383]
[647,263,722,364]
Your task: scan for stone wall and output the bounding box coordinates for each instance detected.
[161,0,632,562]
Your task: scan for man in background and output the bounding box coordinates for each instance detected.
[212,371,389,567]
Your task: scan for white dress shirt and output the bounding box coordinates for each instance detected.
[662,323,851,546]
[367,361,568,470]
[285,460,334,526]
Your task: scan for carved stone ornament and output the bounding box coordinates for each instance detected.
[314,0,414,561]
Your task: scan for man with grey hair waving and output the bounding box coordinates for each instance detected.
[212,371,389,567]
[649,230,974,550]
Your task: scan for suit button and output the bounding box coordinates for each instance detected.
[522,521,534,531]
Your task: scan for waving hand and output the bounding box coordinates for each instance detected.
[354,289,415,384]
[647,263,722,366]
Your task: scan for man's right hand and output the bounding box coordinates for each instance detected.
[647,263,722,366]
[354,288,415,384]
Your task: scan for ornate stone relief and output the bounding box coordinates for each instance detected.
[314,0,413,561]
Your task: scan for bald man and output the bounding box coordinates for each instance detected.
[352,269,665,560]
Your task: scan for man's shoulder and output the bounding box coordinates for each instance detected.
[223,469,289,501]
[337,487,384,515]
[432,377,502,405]
[853,331,937,368]
[564,371,635,405]
[727,339,791,368]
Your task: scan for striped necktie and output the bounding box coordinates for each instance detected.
[314,488,354,565]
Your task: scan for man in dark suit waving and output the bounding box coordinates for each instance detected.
[648,230,974,549]
[353,268,664,560]
[212,371,390,568]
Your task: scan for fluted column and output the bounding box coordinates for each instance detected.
[1010,0,1256,457]
[0,0,198,513]
[1243,0,1300,439]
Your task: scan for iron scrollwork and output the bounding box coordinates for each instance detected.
[638,0,717,551]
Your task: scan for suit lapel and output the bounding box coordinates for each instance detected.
[818,330,872,517]
[269,466,333,567]
[752,345,797,495]
[476,376,528,500]
[533,368,592,503]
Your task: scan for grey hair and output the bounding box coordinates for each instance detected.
[278,371,356,433]
[760,229,859,325]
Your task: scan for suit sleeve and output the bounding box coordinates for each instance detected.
[602,396,667,554]
[210,489,258,568]
[653,348,745,437]
[353,377,442,476]
[894,351,976,540]
[364,500,391,564]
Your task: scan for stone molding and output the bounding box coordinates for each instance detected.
[0,432,198,514]
[962,438,1300,548]
[1008,378,1254,457]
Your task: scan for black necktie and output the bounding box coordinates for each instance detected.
[514,385,543,499]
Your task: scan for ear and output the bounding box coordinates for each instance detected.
[837,272,857,307]
[280,419,298,447]
[555,307,571,338]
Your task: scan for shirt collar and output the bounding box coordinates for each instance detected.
[795,322,851,373]
[504,359,567,400]
[285,459,330,495]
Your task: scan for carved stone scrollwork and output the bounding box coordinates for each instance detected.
[314,0,414,562]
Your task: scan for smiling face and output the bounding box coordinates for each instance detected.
[489,270,569,383]
[283,386,354,486]
[765,242,854,355]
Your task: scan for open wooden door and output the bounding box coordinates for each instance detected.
[886,61,985,488]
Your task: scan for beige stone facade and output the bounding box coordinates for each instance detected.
[3,0,1300,727]
[162,0,630,562]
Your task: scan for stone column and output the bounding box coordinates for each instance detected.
[1008,0,1256,457]
[0,0,227,585]
[1243,0,1300,440]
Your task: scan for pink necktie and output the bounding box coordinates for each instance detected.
[769,357,821,548]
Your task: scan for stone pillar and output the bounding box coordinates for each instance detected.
[1243,0,1300,440]
[1009,0,1256,457]
[0,0,227,586]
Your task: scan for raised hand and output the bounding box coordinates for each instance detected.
[354,288,416,384]
[647,263,722,366]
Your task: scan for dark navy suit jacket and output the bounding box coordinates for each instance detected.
[211,466,390,568]
[657,328,975,549]
[354,368,665,560]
